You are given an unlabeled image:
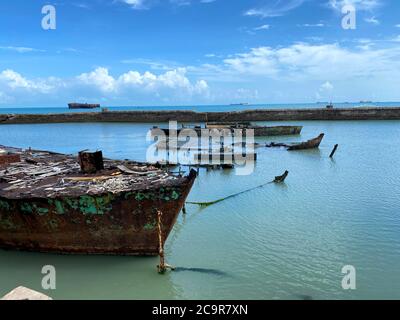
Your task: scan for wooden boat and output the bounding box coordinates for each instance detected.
[68,103,100,109]
[0,146,196,256]
[287,134,325,151]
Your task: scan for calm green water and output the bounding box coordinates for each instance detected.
[0,120,400,300]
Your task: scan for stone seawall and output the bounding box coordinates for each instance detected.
[1,107,400,124]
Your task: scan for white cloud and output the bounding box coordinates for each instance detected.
[301,23,325,27]
[121,0,216,10]
[245,0,306,18]
[78,67,208,95]
[391,35,400,42]
[254,24,270,31]
[0,67,209,105]
[0,69,55,93]
[221,43,400,82]
[78,67,117,92]
[327,0,382,11]
[0,46,45,53]
[122,0,147,9]
[320,81,334,91]
[364,16,380,25]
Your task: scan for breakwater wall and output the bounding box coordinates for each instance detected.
[1,107,400,124]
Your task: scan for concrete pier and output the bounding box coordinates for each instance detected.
[0,107,400,124]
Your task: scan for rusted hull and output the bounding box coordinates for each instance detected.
[251,126,302,137]
[0,172,196,256]
[153,126,302,137]
[68,103,100,109]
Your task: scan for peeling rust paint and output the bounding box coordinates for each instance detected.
[144,220,157,231]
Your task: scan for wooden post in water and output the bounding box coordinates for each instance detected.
[329,144,339,158]
[78,150,104,173]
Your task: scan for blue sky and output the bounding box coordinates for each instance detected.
[0,0,399,106]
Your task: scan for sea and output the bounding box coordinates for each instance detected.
[0,103,399,300]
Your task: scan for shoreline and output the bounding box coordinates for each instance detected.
[1,107,400,124]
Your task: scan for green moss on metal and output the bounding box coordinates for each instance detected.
[20,203,34,214]
[19,202,49,216]
[37,207,49,216]
[171,190,180,200]
[54,200,65,215]
[133,189,181,202]
[144,220,157,230]
[79,196,98,215]
[124,192,133,200]
[0,200,11,211]
[76,194,113,215]
[65,198,79,210]
[95,194,113,213]
[135,193,146,201]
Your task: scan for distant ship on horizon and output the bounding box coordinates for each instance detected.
[360,100,373,104]
[229,102,250,106]
[68,103,101,109]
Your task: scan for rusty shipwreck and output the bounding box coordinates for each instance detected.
[0,146,196,255]
[151,122,302,137]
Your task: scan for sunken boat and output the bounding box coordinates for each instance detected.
[68,103,100,109]
[287,134,325,151]
[0,146,196,255]
[151,122,302,137]
[205,122,303,136]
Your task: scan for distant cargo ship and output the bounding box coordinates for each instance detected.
[229,103,249,106]
[68,103,100,109]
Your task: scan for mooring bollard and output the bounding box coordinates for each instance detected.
[78,150,104,173]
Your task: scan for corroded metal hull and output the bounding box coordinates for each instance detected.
[0,145,197,256]
[0,172,195,255]
[152,125,303,137]
[68,103,100,109]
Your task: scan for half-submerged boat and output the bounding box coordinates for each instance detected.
[0,146,196,255]
[206,122,303,136]
[68,103,100,109]
[151,122,303,137]
[287,134,325,151]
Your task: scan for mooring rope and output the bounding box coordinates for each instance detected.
[186,171,289,207]
[157,210,166,274]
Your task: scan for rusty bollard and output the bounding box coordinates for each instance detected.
[78,150,104,174]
